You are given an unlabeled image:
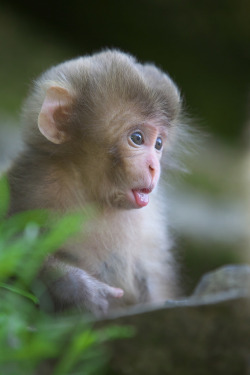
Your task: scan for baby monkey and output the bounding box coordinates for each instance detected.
[7,50,183,316]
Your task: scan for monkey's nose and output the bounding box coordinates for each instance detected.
[149,164,156,178]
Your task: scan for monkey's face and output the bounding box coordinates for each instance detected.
[103,121,166,210]
[36,84,168,210]
[36,83,172,211]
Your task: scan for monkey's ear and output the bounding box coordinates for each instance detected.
[38,86,73,144]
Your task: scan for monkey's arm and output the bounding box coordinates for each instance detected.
[38,255,124,316]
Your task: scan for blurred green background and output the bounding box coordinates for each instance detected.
[0,0,249,293]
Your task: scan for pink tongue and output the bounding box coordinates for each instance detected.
[133,190,149,207]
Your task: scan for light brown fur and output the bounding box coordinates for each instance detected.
[7,50,183,315]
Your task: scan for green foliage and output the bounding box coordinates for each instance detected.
[0,176,134,375]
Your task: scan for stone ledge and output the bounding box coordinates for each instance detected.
[98,265,250,375]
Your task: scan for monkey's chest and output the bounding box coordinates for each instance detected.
[71,230,149,304]
[68,208,162,304]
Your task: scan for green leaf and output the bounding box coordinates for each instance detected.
[0,283,39,304]
[37,211,89,255]
[0,209,49,241]
[53,330,97,375]
[97,325,136,342]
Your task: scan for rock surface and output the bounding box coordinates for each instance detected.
[99,265,250,375]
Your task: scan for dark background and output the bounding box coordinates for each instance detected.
[1,0,250,142]
[0,0,248,292]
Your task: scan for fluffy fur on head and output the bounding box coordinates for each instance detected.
[19,49,184,209]
[22,49,181,147]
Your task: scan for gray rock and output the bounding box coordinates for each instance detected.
[98,265,250,375]
[192,264,250,297]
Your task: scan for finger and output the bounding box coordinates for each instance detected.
[109,287,124,298]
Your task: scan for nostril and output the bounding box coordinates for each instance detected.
[149,164,155,177]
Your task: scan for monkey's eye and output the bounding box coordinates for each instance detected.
[155,137,163,150]
[130,131,144,146]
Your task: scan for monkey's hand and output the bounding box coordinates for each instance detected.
[83,275,124,316]
[39,256,124,316]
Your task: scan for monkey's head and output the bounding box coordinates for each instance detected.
[23,50,182,209]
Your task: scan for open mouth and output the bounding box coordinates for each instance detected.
[132,188,152,208]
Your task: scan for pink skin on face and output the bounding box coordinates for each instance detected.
[125,123,164,208]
